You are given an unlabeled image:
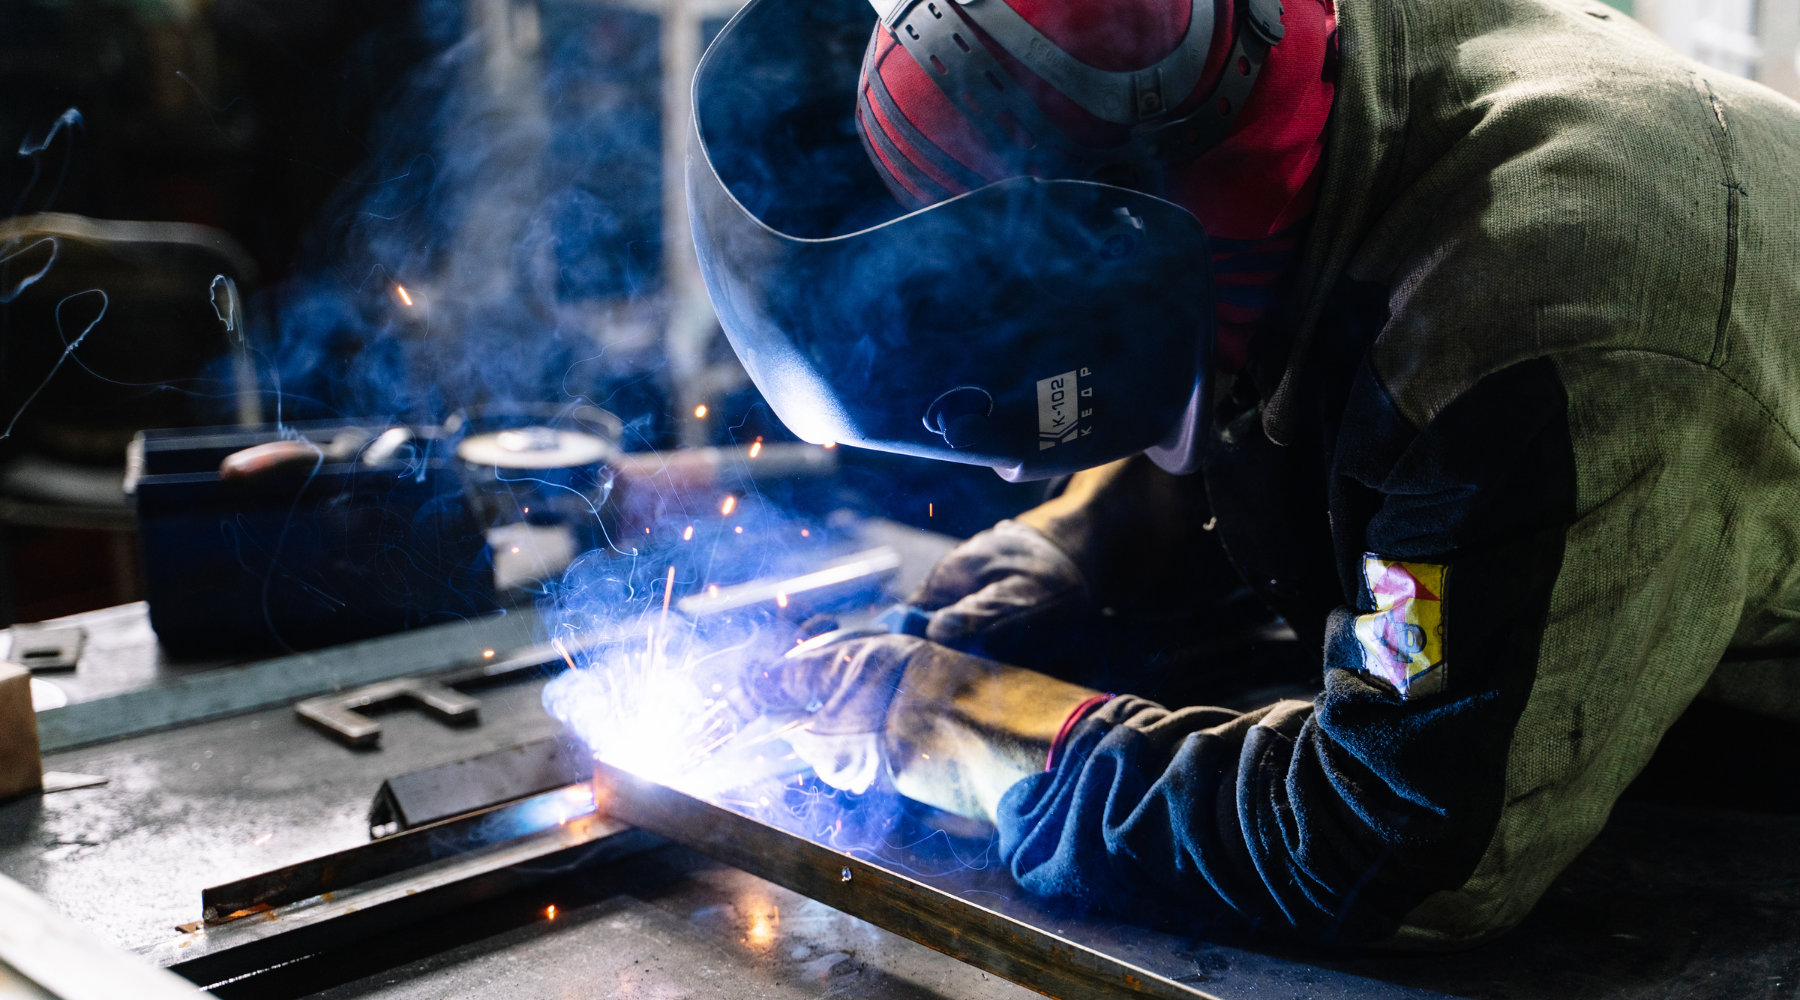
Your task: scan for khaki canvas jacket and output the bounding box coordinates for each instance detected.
[993,0,1800,947]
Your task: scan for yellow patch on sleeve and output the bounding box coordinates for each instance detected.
[1352,555,1448,699]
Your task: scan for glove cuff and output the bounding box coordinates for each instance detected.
[1044,692,1113,771]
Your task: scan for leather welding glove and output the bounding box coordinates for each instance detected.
[743,634,921,794]
[767,634,1100,822]
[909,456,1219,666]
[908,520,1090,658]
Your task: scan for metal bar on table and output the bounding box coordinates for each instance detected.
[153,808,659,983]
[201,779,602,921]
[674,546,901,617]
[591,760,1221,1000]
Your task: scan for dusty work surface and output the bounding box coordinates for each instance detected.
[0,674,1796,999]
[0,673,566,952]
[1,532,1797,998]
[194,796,1800,1000]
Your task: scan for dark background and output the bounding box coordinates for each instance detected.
[0,0,1043,625]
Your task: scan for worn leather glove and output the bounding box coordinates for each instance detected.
[908,520,1090,659]
[743,633,924,794]
[761,633,1100,821]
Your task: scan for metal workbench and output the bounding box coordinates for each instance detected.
[2,518,1797,999]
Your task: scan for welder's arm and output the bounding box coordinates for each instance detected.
[992,355,1766,947]
[913,455,1213,657]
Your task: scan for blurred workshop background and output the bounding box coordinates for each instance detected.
[0,0,1795,627]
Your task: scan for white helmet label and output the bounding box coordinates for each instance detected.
[1037,368,1093,449]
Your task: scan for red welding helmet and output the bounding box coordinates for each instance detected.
[687,0,1284,480]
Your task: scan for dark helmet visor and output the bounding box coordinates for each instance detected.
[688,0,1215,480]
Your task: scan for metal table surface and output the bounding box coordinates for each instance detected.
[1,521,1797,998]
[0,675,567,953]
[5,688,1799,1000]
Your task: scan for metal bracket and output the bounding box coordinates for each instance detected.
[6,626,84,672]
[296,678,480,747]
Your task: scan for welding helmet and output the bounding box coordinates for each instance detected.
[689,0,1284,480]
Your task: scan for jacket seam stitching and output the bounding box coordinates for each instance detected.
[1694,73,1741,369]
[1568,347,1800,458]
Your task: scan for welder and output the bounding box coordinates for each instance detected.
[689,0,1800,949]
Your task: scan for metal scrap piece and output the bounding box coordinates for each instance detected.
[295,677,479,747]
[6,627,84,672]
[366,736,590,837]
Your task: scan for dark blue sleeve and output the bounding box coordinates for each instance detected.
[995,358,1578,944]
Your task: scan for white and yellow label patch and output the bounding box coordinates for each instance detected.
[1352,555,1448,700]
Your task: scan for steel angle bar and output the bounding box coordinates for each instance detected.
[200,781,603,921]
[153,808,659,983]
[591,760,1222,1000]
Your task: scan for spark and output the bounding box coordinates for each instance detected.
[928,502,933,517]
[683,525,694,541]
[776,593,788,608]
[800,529,810,537]
[735,525,743,534]
[545,905,557,920]
[694,404,708,418]
[745,902,778,950]
[720,495,736,516]
[749,436,762,458]
[653,565,676,657]
[394,284,414,306]
[482,649,495,658]
[822,441,836,449]
[251,832,273,846]
[708,585,719,597]
[523,507,530,513]
[551,637,578,671]
[511,546,520,553]
[712,683,723,692]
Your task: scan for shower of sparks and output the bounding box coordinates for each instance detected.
[394,284,413,306]
[720,495,737,516]
[543,615,800,796]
